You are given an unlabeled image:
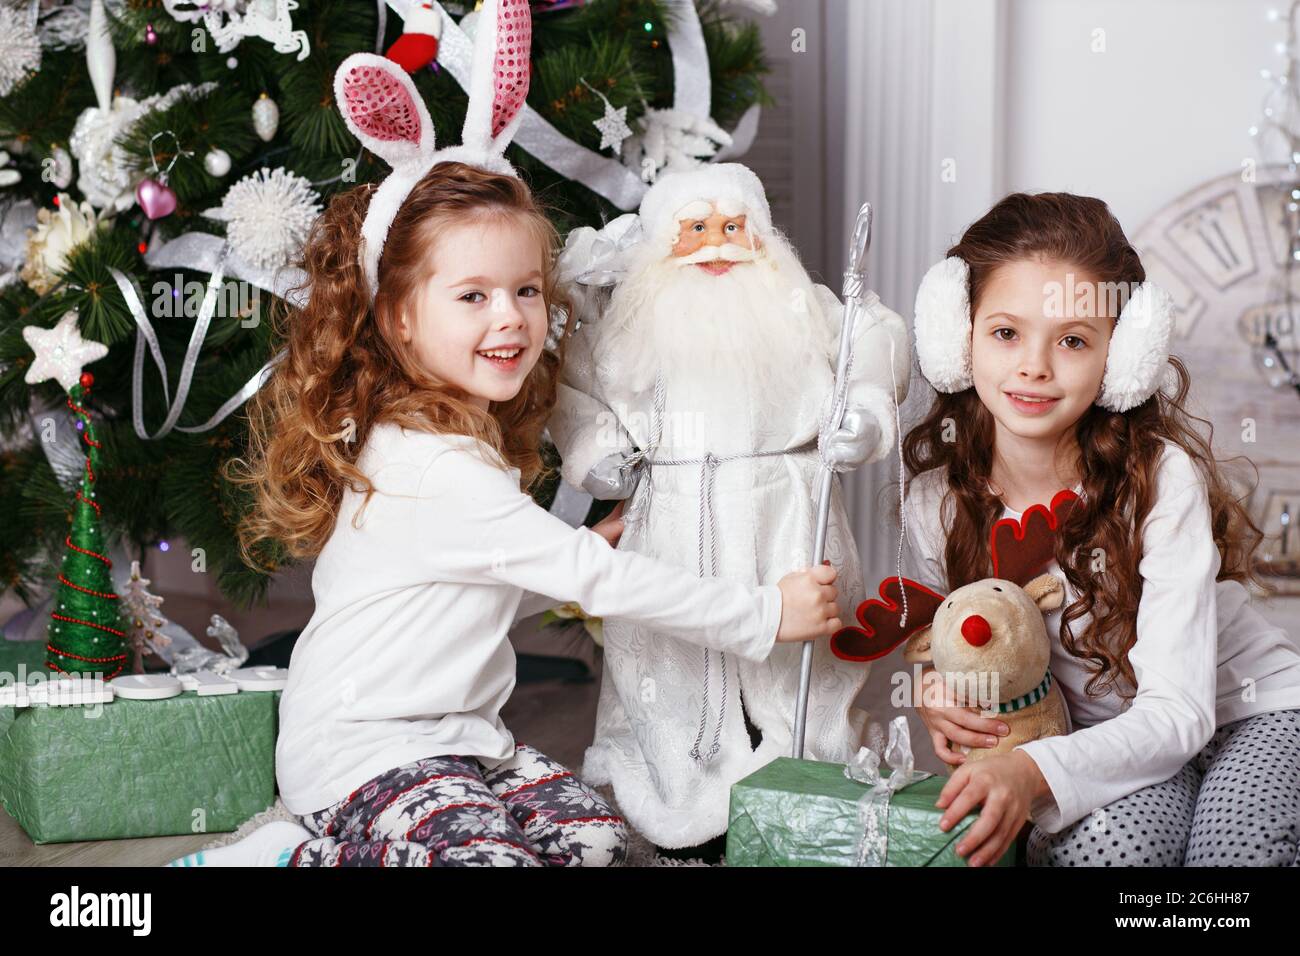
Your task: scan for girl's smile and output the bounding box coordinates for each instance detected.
[476,345,526,372]
[1003,390,1062,416]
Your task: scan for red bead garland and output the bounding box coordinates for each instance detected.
[44,643,128,664]
[50,612,127,638]
[63,535,112,568]
[57,572,119,600]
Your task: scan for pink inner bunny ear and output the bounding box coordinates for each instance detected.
[342,60,424,145]
[491,0,532,138]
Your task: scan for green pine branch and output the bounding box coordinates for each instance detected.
[0,444,56,606]
[531,36,654,154]
[55,224,144,346]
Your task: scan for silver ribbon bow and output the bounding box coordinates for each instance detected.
[555,213,644,333]
[843,715,933,866]
[556,213,643,288]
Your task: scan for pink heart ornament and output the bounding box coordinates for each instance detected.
[135,177,177,220]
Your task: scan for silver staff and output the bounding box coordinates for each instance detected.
[792,202,873,760]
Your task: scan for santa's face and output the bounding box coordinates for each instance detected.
[601,212,834,409]
[671,211,761,276]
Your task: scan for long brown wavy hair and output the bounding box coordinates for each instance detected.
[226,161,571,567]
[902,192,1263,699]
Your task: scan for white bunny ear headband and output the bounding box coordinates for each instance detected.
[333,0,532,302]
[912,256,1176,413]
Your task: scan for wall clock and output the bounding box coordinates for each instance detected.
[1133,164,1300,595]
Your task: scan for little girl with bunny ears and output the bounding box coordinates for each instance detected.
[165,0,840,868]
[901,192,1300,867]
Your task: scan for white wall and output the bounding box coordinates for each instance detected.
[1002,0,1281,237]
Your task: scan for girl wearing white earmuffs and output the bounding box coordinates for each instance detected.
[900,192,1300,867]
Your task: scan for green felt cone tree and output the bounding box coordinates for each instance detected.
[46,375,128,679]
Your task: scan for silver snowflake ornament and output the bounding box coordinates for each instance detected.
[593,100,633,155]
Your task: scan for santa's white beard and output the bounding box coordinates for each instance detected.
[602,237,835,405]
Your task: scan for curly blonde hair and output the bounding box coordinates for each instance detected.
[225,161,571,567]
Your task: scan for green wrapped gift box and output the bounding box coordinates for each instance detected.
[726,756,1018,867]
[0,638,280,844]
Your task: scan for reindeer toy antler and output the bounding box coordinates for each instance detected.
[832,489,1079,768]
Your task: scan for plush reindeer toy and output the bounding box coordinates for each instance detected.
[832,490,1079,767]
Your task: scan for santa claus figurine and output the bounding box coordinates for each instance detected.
[547,163,910,858]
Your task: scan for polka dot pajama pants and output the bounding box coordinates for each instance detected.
[288,743,628,866]
[1028,708,1300,866]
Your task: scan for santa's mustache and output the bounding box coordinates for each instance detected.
[674,243,762,266]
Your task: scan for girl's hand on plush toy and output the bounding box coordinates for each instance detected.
[776,562,840,643]
[934,750,1047,867]
[913,664,1009,766]
[590,500,626,547]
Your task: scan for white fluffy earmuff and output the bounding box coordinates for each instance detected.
[912,255,1176,413]
[333,0,533,301]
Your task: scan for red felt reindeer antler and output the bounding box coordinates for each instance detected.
[990,488,1080,586]
[830,488,1080,664]
[830,577,946,662]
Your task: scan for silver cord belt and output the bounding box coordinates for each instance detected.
[625,375,818,762]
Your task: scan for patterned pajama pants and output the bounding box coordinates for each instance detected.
[288,743,628,867]
[1028,708,1300,866]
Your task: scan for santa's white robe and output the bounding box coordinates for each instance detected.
[546,284,910,848]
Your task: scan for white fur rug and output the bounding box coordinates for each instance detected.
[202,783,718,867]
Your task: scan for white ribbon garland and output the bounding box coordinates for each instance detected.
[108,236,297,440]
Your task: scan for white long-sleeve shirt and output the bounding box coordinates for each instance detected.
[276,422,782,815]
[903,441,1300,834]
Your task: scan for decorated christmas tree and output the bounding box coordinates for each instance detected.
[0,0,772,613]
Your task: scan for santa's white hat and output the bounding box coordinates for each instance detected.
[638,163,773,251]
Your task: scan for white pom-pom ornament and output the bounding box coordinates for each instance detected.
[203,166,322,269]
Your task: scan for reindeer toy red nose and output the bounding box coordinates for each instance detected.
[960,614,992,646]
